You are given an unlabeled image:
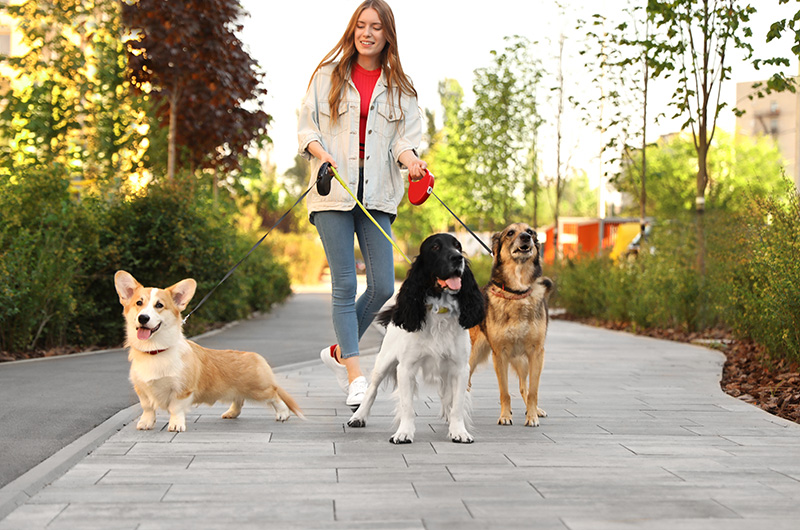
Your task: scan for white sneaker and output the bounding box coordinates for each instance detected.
[346,376,368,407]
[320,345,349,394]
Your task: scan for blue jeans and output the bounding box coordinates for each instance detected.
[314,207,395,359]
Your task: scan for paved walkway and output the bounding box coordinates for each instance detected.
[2,290,800,529]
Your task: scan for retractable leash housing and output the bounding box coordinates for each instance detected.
[408,169,435,205]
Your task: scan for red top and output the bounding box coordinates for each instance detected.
[352,63,381,159]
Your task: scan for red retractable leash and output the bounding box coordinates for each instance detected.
[409,169,493,256]
[408,169,435,206]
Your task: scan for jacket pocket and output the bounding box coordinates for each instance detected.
[375,103,402,138]
[319,101,349,138]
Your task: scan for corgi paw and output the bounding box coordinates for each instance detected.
[168,420,186,432]
[137,413,156,430]
[537,407,547,417]
[275,411,290,422]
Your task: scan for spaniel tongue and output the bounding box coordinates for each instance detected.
[137,327,152,341]
[438,277,462,291]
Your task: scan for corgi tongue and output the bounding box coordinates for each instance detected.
[438,277,462,291]
[137,327,152,341]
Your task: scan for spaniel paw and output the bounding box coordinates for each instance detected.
[450,431,474,444]
[347,417,366,428]
[389,432,414,444]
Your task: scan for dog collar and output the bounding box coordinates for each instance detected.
[489,282,532,300]
[142,349,167,355]
[426,304,450,314]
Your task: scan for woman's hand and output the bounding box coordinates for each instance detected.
[399,151,427,180]
[307,141,337,169]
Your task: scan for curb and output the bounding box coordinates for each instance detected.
[0,404,140,520]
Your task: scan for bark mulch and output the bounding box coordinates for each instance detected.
[553,313,800,425]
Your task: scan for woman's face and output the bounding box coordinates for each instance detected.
[354,8,386,65]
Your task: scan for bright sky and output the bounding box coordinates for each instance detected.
[239,0,797,179]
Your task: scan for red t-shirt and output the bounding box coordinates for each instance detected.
[352,63,381,159]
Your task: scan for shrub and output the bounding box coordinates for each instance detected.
[0,174,291,354]
[718,182,800,363]
[267,232,327,286]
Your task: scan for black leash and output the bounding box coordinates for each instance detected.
[182,180,317,324]
[429,190,493,256]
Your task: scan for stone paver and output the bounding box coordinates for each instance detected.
[2,292,800,529]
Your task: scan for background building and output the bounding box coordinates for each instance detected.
[736,78,800,190]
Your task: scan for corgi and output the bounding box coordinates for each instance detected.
[114,270,302,432]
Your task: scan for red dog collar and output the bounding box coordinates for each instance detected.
[143,349,167,355]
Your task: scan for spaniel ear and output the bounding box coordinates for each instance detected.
[457,262,486,329]
[392,255,428,333]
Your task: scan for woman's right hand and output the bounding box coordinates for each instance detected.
[308,141,337,169]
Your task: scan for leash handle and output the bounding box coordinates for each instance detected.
[327,165,413,265]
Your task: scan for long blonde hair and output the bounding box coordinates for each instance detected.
[308,0,416,124]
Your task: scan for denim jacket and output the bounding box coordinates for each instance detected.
[298,62,422,218]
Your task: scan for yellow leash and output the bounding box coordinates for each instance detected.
[327,165,412,265]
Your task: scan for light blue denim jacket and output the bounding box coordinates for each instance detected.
[298,62,422,218]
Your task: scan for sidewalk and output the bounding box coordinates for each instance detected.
[2,292,800,529]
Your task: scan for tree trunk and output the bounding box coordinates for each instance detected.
[167,86,179,180]
[696,132,708,275]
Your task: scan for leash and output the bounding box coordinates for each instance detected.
[319,163,412,264]
[408,169,492,256]
[182,179,318,324]
[429,189,493,256]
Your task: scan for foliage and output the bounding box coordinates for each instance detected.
[267,232,327,286]
[0,0,147,191]
[122,0,271,176]
[553,181,800,364]
[752,0,800,95]
[0,170,291,353]
[718,181,800,363]
[468,36,544,227]
[647,0,756,212]
[614,130,786,219]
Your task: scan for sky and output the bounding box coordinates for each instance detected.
[239,0,798,180]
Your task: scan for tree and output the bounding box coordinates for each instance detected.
[0,0,146,190]
[469,36,543,229]
[122,0,270,179]
[578,4,660,241]
[614,131,786,219]
[647,0,756,272]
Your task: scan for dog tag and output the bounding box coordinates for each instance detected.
[408,169,434,205]
[317,162,334,196]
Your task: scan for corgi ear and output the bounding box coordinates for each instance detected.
[168,279,197,311]
[114,270,140,305]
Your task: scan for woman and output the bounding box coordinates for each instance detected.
[298,0,426,406]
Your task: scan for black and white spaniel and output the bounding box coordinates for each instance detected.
[347,233,486,443]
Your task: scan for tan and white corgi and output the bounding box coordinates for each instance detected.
[114,270,302,432]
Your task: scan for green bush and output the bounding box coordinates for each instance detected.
[0,174,291,353]
[267,232,327,286]
[0,168,92,351]
[718,182,800,363]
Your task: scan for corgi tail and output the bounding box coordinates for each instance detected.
[277,386,305,420]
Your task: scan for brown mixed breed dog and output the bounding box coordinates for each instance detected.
[468,223,553,427]
[114,270,302,432]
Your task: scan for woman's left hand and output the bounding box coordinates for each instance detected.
[400,151,428,180]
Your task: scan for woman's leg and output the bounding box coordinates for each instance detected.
[353,209,396,339]
[314,210,362,380]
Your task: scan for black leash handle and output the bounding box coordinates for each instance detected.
[182,180,317,324]
[430,190,493,256]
